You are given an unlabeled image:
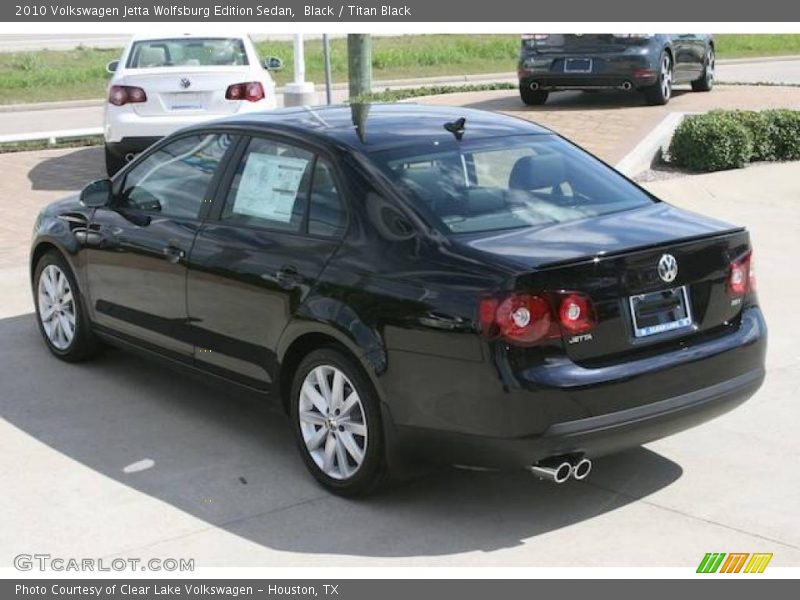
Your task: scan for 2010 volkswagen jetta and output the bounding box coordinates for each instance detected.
[30,105,766,495]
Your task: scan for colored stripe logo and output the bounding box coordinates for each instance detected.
[697,552,773,573]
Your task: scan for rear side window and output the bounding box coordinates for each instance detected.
[221,138,314,233]
[308,159,346,238]
[119,134,233,219]
[127,38,248,68]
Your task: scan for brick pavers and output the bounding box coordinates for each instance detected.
[419,84,800,164]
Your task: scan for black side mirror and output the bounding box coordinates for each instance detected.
[80,179,112,208]
[106,60,119,74]
[263,56,283,71]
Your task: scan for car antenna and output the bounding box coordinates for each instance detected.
[444,117,466,140]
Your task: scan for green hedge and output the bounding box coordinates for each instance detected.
[668,108,800,172]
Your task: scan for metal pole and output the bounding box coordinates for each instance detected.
[347,34,372,101]
[293,33,305,85]
[322,34,333,105]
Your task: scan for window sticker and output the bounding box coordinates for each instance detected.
[232,153,309,222]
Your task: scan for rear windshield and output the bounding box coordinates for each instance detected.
[372,135,656,235]
[126,38,248,68]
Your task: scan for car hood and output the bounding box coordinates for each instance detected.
[455,203,742,269]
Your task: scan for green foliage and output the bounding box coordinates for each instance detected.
[669,108,800,172]
[350,82,516,104]
[669,112,753,172]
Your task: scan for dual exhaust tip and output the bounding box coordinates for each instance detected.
[528,457,592,484]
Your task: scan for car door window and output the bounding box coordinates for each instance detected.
[120,134,232,219]
[221,137,314,232]
[308,159,347,237]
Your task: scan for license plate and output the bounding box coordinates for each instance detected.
[169,93,203,111]
[629,285,693,338]
[564,58,593,73]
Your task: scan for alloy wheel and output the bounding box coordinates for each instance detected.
[706,49,715,84]
[37,264,76,350]
[661,54,673,100]
[298,365,368,480]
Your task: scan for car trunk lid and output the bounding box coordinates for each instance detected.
[459,204,750,361]
[119,67,253,116]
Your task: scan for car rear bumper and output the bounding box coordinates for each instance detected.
[385,307,767,469]
[518,51,659,90]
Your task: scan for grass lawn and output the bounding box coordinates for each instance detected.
[0,34,798,105]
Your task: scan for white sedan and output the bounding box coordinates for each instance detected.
[103,34,282,175]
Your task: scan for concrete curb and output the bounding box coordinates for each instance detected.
[615,112,690,177]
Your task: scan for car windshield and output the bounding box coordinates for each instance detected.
[372,134,656,235]
[126,38,248,68]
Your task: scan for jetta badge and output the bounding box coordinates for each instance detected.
[179,78,191,89]
[658,253,678,283]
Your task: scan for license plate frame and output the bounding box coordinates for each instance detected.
[629,285,693,338]
[564,58,593,73]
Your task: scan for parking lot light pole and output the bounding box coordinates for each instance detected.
[283,33,317,107]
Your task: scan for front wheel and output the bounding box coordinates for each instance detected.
[33,250,97,362]
[290,347,387,496]
[691,47,715,92]
[644,52,673,105]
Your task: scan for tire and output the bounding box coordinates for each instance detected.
[519,84,549,106]
[33,250,97,362]
[290,347,387,496]
[644,51,673,106]
[691,46,715,92]
[105,144,126,177]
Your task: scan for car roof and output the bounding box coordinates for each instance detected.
[201,103,553,153]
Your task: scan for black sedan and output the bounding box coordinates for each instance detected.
[518,34,715,105]
[30,105,765,495]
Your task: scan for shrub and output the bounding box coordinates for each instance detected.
[721,110,776,162]
[668,112,753,172]
[763,109,800,160]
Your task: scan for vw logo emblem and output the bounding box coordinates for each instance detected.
[179,78,191,89]
[657,253,678,283]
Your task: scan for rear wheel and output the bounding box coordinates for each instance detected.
[644,52,673,105]
[691,46,715,92]
[519,84,549,106]
[290,347,387,496]
[105,144,126,177]
[34,250,97,362]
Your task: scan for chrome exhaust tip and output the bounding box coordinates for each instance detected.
[124,152,135,162]
[572,457,592,481]
[528,460,572,484]
[529,81,540,91]
[621,81,633,91]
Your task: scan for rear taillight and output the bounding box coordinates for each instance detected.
[557,292,596,335]
[479,291,596,345]
[728,251,755,297]
[108,85,147,106]
[225,82,265,102]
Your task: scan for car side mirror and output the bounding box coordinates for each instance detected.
[263,56,283,71]
[80,179,112,208]
[106,60,119,74]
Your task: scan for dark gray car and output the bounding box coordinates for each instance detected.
[517,34,715,106]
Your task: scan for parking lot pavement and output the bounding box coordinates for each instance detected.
[1,146,799,567]
[419,84,800,165]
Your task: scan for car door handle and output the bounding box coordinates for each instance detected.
[275,265,300,290]
[163,244,185,264]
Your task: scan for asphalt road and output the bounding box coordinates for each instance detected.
[0,148,798,566]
